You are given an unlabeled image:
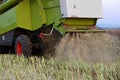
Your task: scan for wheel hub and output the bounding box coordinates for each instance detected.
[16,42,22,56]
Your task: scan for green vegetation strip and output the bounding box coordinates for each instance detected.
[0,54,120,80]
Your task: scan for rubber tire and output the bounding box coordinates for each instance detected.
[15,35,32,57]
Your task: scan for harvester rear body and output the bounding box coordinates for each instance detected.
[0,0,103,57]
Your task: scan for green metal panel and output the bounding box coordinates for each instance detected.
[16,0,47,30]
[42,0,61,25]
[0,0,22,14]
[64,18,96,26]
[30,0,46,30]
[16,0,32,30]
[0,7,17,35]
[41,0,65,33]
[0,0,101,35]
[0,0,47,33]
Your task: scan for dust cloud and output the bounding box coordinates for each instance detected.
[55,33,120,63]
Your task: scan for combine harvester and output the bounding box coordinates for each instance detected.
[0,0,104,57]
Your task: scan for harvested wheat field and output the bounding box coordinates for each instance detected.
[0,29,120,80]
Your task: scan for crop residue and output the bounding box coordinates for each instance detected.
[55,33,120,63]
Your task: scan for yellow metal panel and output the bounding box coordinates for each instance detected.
[64,18,96,26]
[16,0,32,30]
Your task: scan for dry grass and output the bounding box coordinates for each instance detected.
[0,54,120,80]
[0,30,120,80]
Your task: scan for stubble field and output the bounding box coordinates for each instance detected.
[0,29,120,80]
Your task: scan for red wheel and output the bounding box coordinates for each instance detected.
[15,35,32,57]
[16,42,22,56]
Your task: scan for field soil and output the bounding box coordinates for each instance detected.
[55,29,120,63]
